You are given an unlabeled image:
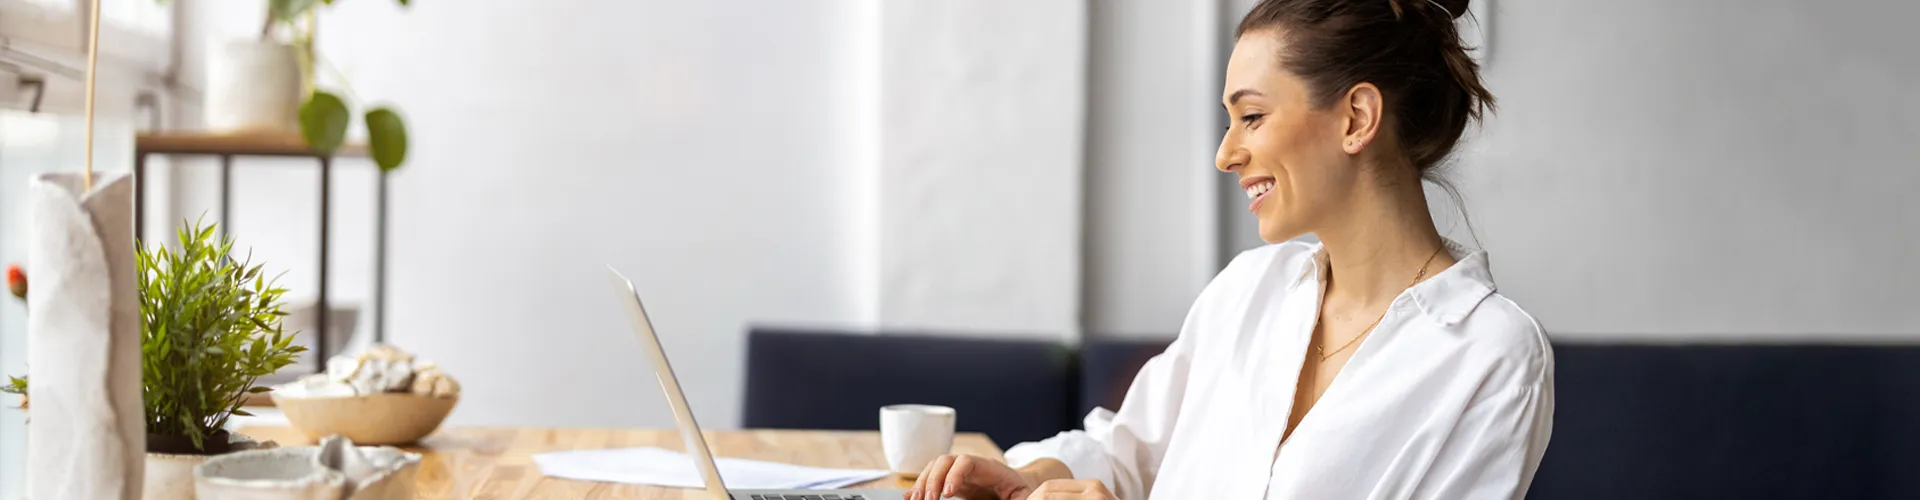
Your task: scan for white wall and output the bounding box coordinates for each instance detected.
[1081,0,1227,339]
[877,1,1086,340]
[178,0,873,428]
[871,0,1237,342]
[176,0,1100,428]
[1450,0,1920,341]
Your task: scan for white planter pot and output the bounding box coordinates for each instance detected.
[146,452,209,500]
[204,40,303,134]
[144,434,269,500]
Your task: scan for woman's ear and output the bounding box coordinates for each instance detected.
[1341,83,1384,155]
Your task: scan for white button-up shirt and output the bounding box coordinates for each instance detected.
[1006,241,1554,499]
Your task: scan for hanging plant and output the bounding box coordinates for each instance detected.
[266,0,413,171]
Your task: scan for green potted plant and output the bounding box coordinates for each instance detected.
[138,220,308,498]
[203,0,412,171]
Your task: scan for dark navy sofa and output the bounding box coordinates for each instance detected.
[742,328,1920,499]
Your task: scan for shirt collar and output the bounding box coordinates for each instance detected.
[1292,239,1497,327]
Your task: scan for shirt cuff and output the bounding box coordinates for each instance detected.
[1005,430,1110,485]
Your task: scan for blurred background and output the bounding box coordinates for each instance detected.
[0,0,1916,497]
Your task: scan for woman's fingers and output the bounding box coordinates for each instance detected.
[941,455,976,498]
[1026,479,1114,500]
[907,455,938,500]
[1031,480,1080,493]
[916,454,958,500]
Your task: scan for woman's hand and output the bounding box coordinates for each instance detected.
[907,454,1036,500]
[1023,479,1116,500]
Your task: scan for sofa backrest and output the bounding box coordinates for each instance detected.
[1077,338,1174,418]
[742,329,1920,498]
[742,328,1079,450]
[1531,344,1920,499]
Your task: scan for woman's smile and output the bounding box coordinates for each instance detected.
[1242,176,1277,213]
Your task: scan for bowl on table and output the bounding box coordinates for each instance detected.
[272,393,457,446]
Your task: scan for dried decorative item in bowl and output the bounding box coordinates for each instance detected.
[272,345,459,445]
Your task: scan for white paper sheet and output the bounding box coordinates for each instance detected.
[532,447,892,490]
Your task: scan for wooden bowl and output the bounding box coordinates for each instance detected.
[272,393,457,445]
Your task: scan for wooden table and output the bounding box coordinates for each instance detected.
[238,426,1005,499]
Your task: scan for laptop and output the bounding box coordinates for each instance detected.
[609,266,919,500]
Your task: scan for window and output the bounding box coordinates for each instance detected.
[102,0,172,40]
[0,0,174,77]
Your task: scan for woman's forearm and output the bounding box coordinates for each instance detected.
[1017,457,1075,486]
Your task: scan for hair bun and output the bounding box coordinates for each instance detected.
[1434,0,1470,20]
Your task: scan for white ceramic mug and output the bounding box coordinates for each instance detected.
[880,404,957,476]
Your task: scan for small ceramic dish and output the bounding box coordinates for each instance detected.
[195,435,421,500]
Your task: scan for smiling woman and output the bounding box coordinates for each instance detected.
[911,1,1554,499]
[1220,0,1493,245]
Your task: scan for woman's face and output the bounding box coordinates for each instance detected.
[1216,31,1364,244]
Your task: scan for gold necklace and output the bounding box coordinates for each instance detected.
[1316,246,1445,362]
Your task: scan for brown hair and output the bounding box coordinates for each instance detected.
[1237,0,1493,173]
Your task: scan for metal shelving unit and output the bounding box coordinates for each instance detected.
[132,131,387,372]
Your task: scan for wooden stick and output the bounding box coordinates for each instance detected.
[82,0,104,192]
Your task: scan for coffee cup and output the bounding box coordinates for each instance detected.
[880,404,957,477]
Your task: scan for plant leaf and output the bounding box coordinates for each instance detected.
[248,386,274,393]
[364,107,409,171]
[268,0,321,22]
[299,91,351,155]
[0,375,25,395]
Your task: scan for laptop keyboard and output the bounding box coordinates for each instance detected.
[747,496,868,500]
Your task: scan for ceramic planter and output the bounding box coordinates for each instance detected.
[144,433,270,500]
[204,40,303,133]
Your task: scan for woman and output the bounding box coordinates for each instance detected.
[909,0,1553,498]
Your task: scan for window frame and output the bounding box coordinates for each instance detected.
[0,0,173,78]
